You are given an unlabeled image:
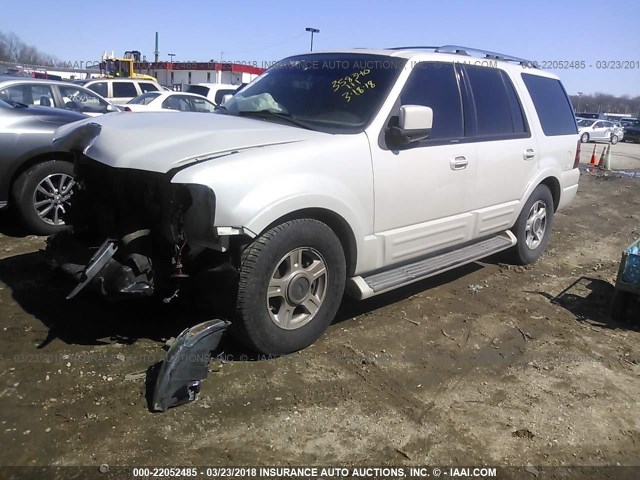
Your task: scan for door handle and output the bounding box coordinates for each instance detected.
[523,148,536,161]
[450,156,468,170]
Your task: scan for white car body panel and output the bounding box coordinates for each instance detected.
[171,133,376,274]
[54,113,319,173]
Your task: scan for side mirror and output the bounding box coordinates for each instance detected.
[106,104,119,113]
[387,105,433,146]
[220,94,233,105]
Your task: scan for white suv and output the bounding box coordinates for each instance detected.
[50,46,580,355]
[76,78,164,105]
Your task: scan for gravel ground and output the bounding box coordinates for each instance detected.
[0,170,639,471]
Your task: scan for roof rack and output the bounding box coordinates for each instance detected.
[387,45,536,68]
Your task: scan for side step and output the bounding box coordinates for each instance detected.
[348,231,516,300]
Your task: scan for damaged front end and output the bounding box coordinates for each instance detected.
[46,153,219,301]
[47,121,246,411]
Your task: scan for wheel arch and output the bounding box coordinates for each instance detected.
[7,151,75,202]
[259,208,358,277]
[539,176,561,211]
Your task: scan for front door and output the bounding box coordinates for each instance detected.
[370,62,476,267]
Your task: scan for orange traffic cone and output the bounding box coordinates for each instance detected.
[589,145,597,165]
[598,146,607,168]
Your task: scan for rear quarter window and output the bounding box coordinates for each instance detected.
[139,82,159,93]
[521,73,577,136]
[185,85,210,97]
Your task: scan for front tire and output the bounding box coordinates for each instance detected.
[11,160,75,235]
[610,134,619,145]
[509,184,554,265]
[235,219,346,355]
[580,132,590,143]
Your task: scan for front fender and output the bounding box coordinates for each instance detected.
[170,134,374,271]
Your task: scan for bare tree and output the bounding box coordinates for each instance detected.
[0,30,57,66]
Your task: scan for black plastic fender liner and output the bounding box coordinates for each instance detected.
[151,319,230,412]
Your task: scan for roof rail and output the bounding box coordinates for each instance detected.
[387,46,439,51]
[387,45,537,68]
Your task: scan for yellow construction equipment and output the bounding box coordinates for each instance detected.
[99,50,157,81]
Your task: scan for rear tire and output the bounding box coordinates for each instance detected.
[234,219,346,355]
[11,161,75,235]
[509,184,554,265]
[580,132,590,143]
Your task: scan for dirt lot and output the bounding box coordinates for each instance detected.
[0,164,640,470]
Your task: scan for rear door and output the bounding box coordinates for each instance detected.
[462,65,536,237]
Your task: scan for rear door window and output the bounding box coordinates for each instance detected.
[162,95,193,111]
[112,82,138,98]
[521,73,577,136]
[464,65,527,137]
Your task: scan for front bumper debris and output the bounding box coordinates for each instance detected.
[151,319,230,412]
[46,232,155,300]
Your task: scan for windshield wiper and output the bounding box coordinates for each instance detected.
[236,110,314,130]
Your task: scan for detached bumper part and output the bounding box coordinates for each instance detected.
[66,239,117,299]
[46,232,155,300]
[151,319,230,412]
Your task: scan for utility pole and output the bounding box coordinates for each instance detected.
[577,91,583,113]
[305,27,320,52]
[154,32,159,63]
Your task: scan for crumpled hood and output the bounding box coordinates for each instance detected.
[53,112,322,173]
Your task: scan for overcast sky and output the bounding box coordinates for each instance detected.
[3,0,640,96]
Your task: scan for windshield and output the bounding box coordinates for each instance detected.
[129,92,161,105]
[219,53,407,133]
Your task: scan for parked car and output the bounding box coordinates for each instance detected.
[620,117,638,126]
[74,78,163,105]
[623,121,640,143]
[49,46,580,355]
[125,92,217,112]
[576,118,621,144]
[0,76,119,116]
[183,83,239,105]
[0,99,87,234]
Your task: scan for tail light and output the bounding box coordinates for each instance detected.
[573,139,581,168]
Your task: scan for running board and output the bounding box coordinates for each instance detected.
[348,231,516,300]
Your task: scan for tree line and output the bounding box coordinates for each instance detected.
[0,31,58,66]
[569,93,640,117]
